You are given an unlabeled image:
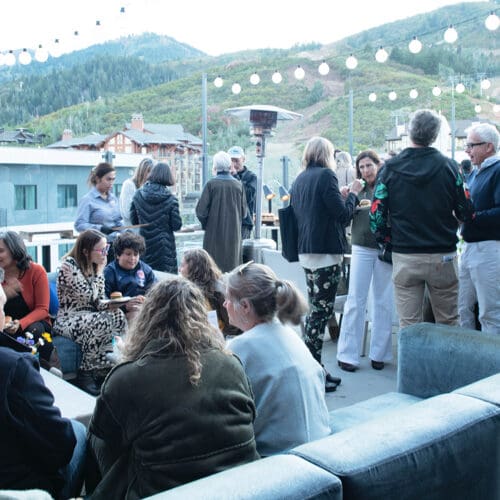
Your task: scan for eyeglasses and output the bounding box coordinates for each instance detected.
[93,244,110,256]
[465,142,486,150]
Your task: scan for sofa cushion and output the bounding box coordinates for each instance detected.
[329,392,422,433]
[453,373,500,407]
[143,454,342,500]
[397,323,500,398]
[291,393,500,500]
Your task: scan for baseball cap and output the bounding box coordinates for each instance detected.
[227,146,244,158]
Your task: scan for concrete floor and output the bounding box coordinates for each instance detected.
[321,330,398,411]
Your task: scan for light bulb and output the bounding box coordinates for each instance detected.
[294,65,305,80]
[249,72,260,85]
[272,70,282,84]
[444,25,458,44]
[432,86,442,97]
[485,11,499,31]
[388,91,397,101]
[474,104,481,113]
[409,89,418,99]
[480,79,491,90]
[49,38,62,58]
[18,49,32,65]
[408,36,422,54]
[213,76,223,88]
[318,60,329,76]
[493,104,500,114]
[231,83,241,94]
[455,83,465,94]
[35,44,49,62]
[368,92,377,102]
[375,46,388,63]
[345,54,358,70]
[5,50,16,66]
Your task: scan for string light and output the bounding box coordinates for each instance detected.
[388,91,397,101]
[474,104,481,113]
[5,50,16,66]
[480,78,491,90]
[49,38,62,58]
[0,53,5,66]
[272,70,283,84]
[213,75,223,88]
[375,46,389,63]
[249,72,260,85]
[444,25,458,43]
[485,11,499,31]
[409,89,419,99]
[455,83,465,93]
[35,44,49,63]
[18,48,32,65]
[408,36,422,54]
[432,86,442,97]
[493,104,500,113]
[318,60,330,76]
[294,65,305,80]
[368,92,377,102]
[345,54,358,70]
[231,82,241,94]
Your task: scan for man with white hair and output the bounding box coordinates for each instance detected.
[459,123,500,334]
[196,151,247,272]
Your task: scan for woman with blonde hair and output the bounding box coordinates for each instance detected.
[119,157,154,227]
[87,277,258,498]
[53,229,126,395]
[225,262,330,457]
[290,137,362,389]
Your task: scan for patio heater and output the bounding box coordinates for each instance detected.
[224,105,302,262]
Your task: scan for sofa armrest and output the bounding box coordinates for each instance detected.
[397,323,500,398]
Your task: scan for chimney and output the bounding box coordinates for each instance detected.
[131,113,144,131]
[62,129,73,141]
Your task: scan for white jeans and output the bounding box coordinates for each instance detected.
[337,245,394,365]
[458,240,500,334]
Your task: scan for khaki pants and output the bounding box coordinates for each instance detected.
[392,252,459,328]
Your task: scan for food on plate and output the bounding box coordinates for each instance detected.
[359,199,371,208]
[110,291,123,300]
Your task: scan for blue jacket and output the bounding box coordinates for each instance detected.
[461,156,500,243]
[104,260,157,298]
[0,347,76,497]
[291,164,358,255]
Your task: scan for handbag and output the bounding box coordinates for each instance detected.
[278,204,299,263]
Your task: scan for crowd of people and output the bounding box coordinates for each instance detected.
[0,114,498,498]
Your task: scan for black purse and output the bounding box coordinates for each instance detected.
[278,204,299,263]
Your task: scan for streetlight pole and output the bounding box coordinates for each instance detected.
[201,72,209,187]
[348,88,354,158]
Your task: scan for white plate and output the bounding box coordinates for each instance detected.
[101,296,132,305]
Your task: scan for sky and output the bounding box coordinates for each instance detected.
[0,0,484,57]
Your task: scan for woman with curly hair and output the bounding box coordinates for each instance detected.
[179,248,239,337]
[87,277,259,499]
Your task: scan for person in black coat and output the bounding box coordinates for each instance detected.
[130,162,182,273]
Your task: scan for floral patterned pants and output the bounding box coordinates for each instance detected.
[303,264,341,363]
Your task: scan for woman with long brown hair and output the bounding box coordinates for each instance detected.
[87,277,258,499]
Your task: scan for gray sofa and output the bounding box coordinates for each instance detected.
[145,323,500,500]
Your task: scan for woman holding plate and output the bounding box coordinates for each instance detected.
[53,229,127,395]
[337,150,394,372]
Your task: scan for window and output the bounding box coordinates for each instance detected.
[113,183,122,198]
[57,184,77,208]
[15,185,37,210]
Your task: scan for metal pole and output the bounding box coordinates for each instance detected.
[349,88,354,158]
[281,155,289,189]
[451,86,456,161]
[254,134,265,240]
[201,72,209,187]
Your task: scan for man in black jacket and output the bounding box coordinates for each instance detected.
[229,146,257,239]
[370,109,473,328]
